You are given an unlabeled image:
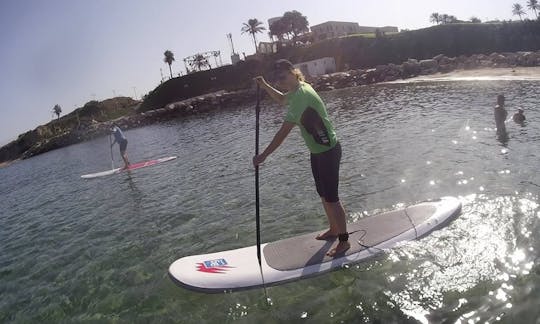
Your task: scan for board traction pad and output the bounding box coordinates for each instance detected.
[263,205,435,271]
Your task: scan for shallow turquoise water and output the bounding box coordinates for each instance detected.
[1,80,539,323]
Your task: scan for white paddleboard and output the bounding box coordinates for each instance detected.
[81,156,177,179]
[168,196,461,293]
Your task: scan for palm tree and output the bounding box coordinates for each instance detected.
[163,50,175,79]
[527,0,539,18]
[241,18,266,53]
[513,3,526,20]
[430,13,440,25]
[53,104,62,120]
[192,54,211,71]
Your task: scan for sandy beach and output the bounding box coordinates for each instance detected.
[394,66,540,83]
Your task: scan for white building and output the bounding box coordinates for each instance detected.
[310,21,398,41]
[258,42,278,54]
[294,57,336,78]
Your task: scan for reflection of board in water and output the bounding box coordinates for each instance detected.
[169,196,461,293]
[81,156,177,179]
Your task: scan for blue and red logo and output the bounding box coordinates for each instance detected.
[196,258,233,274]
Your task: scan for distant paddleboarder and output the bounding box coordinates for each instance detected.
[253,59,350,257]
[110,123,130,169]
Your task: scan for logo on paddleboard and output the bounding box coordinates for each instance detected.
[196,258,233,274]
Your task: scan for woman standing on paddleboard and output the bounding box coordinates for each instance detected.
[253,59,350,257]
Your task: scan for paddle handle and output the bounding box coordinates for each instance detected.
[255,84,261,265]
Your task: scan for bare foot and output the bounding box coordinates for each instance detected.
[326,241,350,257]
[316,229,337,240]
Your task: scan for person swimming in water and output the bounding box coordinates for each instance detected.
[512,108,526,124]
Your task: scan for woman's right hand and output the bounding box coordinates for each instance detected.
[253,154,266,167]
[253,76,266,87]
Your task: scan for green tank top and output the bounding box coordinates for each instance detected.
[284,82,337,154]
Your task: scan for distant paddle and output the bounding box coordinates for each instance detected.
[108,134,114,170]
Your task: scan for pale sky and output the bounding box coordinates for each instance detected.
[0,0,525,145]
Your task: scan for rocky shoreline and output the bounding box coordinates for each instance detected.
[312,51,540,90]
[1,51,540,166]
[118,51,540,125]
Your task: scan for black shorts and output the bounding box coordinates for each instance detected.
[310,142,341,203]
[119,139,128,153]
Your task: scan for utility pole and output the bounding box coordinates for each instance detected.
[227,33,236,54]
[227,33,240,64]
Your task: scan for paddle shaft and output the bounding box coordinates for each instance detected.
[109,134,114,170]
[255,84,261,265]
[255,83,269,299]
